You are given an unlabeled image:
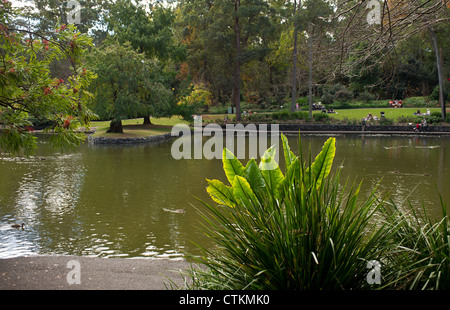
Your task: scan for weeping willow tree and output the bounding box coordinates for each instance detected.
[88,42,172,133]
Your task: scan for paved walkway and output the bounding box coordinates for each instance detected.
[0,255,192,290]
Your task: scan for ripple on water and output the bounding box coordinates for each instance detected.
[0,229,36,259]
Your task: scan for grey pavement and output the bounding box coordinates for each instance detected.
[0,255,193,290]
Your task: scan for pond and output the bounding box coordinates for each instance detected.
[1,133,449,260]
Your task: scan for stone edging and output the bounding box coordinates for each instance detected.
[86,123,450,145]
[267,123,450,133]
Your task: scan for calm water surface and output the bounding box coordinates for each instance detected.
[0,134,449,259]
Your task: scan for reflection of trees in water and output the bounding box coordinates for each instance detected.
[1,135,448,258]
[325,135,448,219]
[2,154,86,256]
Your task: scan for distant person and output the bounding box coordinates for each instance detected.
[421,119,428,132]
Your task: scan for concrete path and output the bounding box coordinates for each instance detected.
[0,255,192,290]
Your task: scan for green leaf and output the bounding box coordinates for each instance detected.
[259,145,285,197]
[232,175,258,207]
[279,157,301,193]
[281,133,297,171]
[223,148,245,185]
[244,158,266,196]
[305,137,336,189]
[206,178,235,208]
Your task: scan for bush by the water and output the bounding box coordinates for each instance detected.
[185,134,450,290]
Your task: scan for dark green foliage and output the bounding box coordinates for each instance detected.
[87,42,172,131]
[184,134,450,290]
[187,135,394,289]
[313,113,330,121]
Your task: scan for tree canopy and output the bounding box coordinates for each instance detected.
[1,0,449,153]
[88,41,172,133]
[0,1,96,155]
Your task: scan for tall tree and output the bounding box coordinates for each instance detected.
[296,0,334,118]
[290,0,301,112]
[88,42,172,133]
[106,0,185,63]
[15,0,106,36]
[177,0,272,121]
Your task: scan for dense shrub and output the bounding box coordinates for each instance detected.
[313,113,330,121]
[430,86,440,101]
[404,97,437,107]
[358,90,376,102]
[184,135,450,290]
[335,88,353,102]
[291,111,309,120]
[320,92,335,105]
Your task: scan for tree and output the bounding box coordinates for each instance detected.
[428,25,447,120]
[13,0,108,44]
[290,0,301,112]
[88,42,172,133]
[176,0,272,121]
[296,0,334,118]
[106,0,185,63]
[177,82,213,118]
[0,1,96,155]
[331,0,449,107]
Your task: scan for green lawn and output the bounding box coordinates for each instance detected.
[90,116,189,138]
[88,108,444,138]
[319,107,442,122]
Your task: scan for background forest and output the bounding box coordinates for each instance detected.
[7,0,450,125]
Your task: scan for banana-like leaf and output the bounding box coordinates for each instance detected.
[223,148,245,185]
[281,133,297,171]
[279,157,301,194]
[233,175,258,207]
[305,137,336,189]
[259,146,284,197]
[206,178,235,207]
[244,158,266,196]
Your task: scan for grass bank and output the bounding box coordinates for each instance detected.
[328,107,442,122]
[90,116,189,138]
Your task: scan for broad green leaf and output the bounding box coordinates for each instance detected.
[206,178,235,208]
[233,175,258,207]
[281,133,296,171]
[244,158,266,196]
[259,146,285,197]
[305,137,336,189]
[223,148,245,185]
[279,157,301,193]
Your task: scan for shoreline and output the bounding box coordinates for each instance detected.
[86,123,450,145]
[0,254,192,290]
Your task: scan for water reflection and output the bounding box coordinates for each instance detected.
[0,134,449,259]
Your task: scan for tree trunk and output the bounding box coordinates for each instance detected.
[233,0,242,122]
[291,0,301,113]
[143,116,152,125]
[428,26,446,121]
[308,32,313,120]
[291,27,298,113]
[107,119,123,133]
